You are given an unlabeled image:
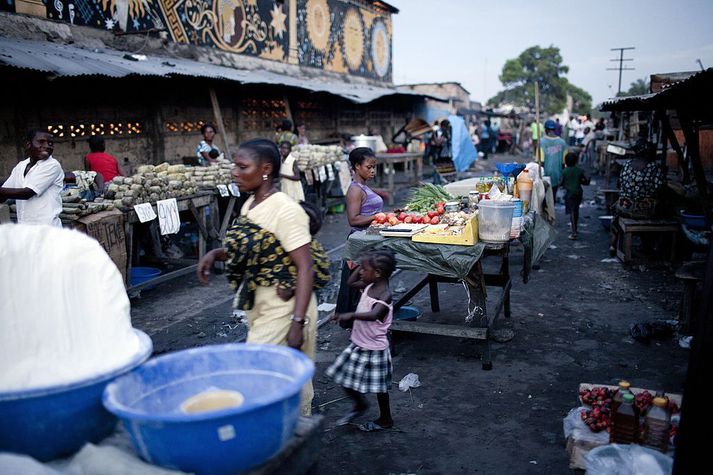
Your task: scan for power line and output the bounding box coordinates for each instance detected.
[607,47,635,95]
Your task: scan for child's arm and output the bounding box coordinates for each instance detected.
[346,265,369,289]
[336,302,389,323]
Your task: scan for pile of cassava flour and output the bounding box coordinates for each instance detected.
[0,224,141,392]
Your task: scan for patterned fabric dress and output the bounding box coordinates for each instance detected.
[615,160,665,219]
[224,215,330,310]
[327,284,393,394]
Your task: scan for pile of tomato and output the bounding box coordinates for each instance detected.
[578,387,680,434]
[372,202,446,226]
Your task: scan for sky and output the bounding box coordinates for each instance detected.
[388,0,713,107]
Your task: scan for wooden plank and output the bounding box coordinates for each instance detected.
[391,320,487,340]
[209,88,232,159]
[219,196,237,240]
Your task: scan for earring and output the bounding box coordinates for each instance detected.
[262,174,268,181]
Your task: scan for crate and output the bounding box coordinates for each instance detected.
[412,214,478,246]
[566,383,682,470]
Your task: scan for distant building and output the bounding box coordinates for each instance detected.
[398,82,480,123]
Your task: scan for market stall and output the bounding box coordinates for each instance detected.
[343,180,554,370]
[374,152,423,204]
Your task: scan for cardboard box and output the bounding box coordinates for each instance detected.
[412,214,479,246]
[74,210,128,284]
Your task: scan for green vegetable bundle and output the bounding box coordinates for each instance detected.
[405,183,453,212]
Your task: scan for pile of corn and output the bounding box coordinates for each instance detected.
[292,145,344,171]
[104,160,234,210]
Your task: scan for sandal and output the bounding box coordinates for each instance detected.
[357,421,393,432]
[336,408,367,426]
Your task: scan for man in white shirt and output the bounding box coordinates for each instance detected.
[567,116,579,146]
[1,130,64,227]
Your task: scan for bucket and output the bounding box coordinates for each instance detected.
[0,330,152,461]
[103,344,314,475]
[130,267,161,289]
[478,200,515,243]
[351,135,378,152]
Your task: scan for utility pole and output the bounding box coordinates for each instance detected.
[607,47,635,95]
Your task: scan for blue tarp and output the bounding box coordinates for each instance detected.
[449,115,477,172]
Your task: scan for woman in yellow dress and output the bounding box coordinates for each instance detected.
[197,139,318,415]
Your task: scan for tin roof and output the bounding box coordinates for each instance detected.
[0,37,441,104]
[600,68,713,115]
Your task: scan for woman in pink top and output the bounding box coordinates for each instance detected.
[327,249,395,432]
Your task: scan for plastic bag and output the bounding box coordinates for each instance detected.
[563,407,610,444]
[585,444,673,475]
[398,373,421,392]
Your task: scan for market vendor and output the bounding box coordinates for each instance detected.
[85,135,123,184]
[336,147,384,314]
[197,139,318,415]
[196,123,220,166]
[279,141,305,202]
[608,141,665,256]
[0,130,64,227]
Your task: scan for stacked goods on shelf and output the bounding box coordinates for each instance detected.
[292,145,343,171]
[8,191,114,225]
[104,160,234,211]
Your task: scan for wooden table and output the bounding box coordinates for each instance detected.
[344,233,516,370]
[375,152,423,204]
[615,218,679,263]
[124,193,219,294]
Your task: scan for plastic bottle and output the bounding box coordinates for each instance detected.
[644,397,671,452]
[611,380,633,413]
[610,393,639,444]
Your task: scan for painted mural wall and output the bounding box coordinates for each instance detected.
[3,0,393,81]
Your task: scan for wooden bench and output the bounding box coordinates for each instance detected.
[674,261,705,333]
[615,218,679,263]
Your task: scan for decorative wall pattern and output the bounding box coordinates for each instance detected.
[297,0,392,80]
[5,0,393,81]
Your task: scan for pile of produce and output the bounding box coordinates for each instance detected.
[104,160,234,210]
[292,145,343,171]
[578,386,680,434]
[404,183,453,213]
[372,208,445,226]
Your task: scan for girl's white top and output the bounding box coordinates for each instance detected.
[0,224,140,391]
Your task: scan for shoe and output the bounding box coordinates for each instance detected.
[568,233,576,240]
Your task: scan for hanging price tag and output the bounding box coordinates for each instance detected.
[228,183,240,197]
[133,203,156,223]
[318,166,327,182]
[326,164,335,181]
[156,198,180,235]
[217,184,229,197]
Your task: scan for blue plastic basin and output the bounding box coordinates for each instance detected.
[495,162,526,177]
[130,267,161,290]
[0,330,153,461]
[103,343,315,475]
[395,306,422,321]
[681,213,708,230]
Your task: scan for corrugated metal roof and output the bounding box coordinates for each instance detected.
[600,68,713,112]
[0,37,440,104]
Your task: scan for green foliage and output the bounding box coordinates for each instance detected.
[617,78,649,97]
[488,45,592,114]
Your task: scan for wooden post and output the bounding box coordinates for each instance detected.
[209,88,232,158]
[534,81,542,177]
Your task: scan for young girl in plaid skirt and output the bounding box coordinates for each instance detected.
[327,249,396,431]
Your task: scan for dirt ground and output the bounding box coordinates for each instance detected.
[130,154,691,475]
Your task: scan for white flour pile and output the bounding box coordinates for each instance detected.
[0,224,141,392]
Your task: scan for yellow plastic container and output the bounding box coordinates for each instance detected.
[412,214,479,246]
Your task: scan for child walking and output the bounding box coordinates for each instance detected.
[327,249,396,432]
[560,152,591,240]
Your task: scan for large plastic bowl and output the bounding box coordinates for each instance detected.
[495,162,526,177]
[130,266,161,290]
[681,213,708,230]
[103,343,315,475]
[0,330,153,461]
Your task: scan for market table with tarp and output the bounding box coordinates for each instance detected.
[343,212,555,369]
